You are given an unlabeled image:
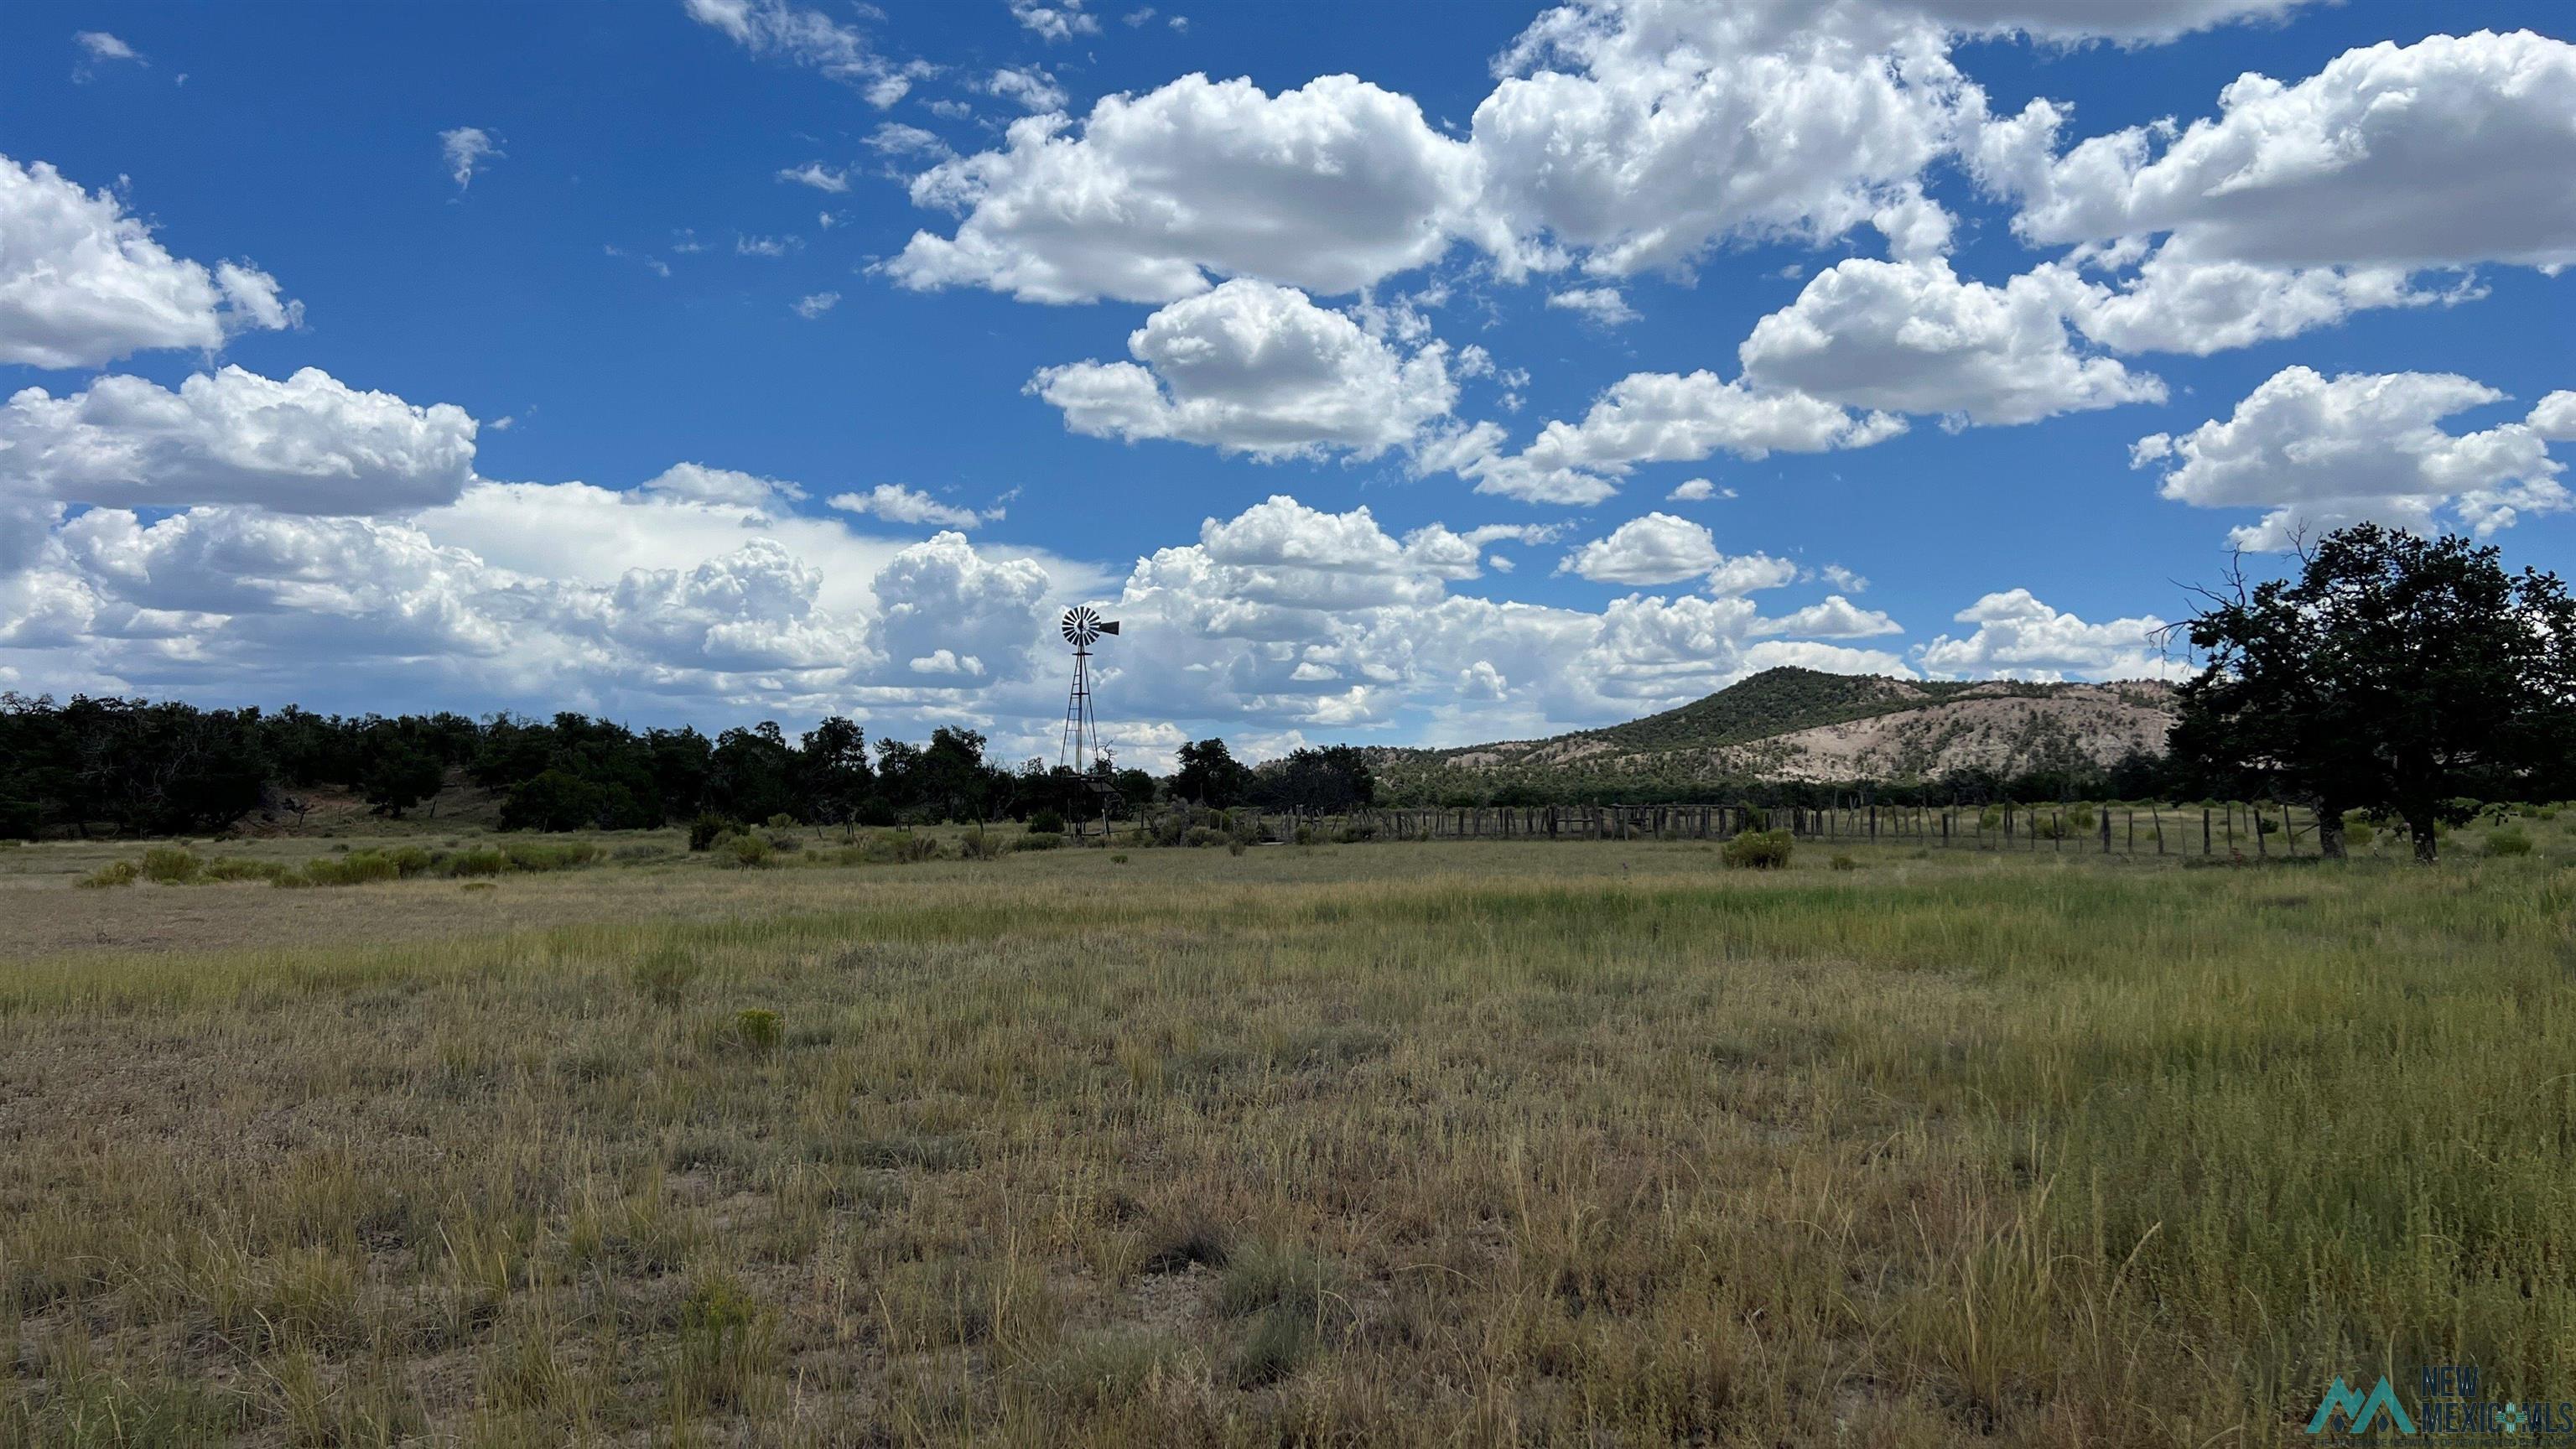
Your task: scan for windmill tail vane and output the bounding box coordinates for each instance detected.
[1059,605,1119,779]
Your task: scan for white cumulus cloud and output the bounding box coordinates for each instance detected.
[1985,30,2576,273]
[1030,279,1456,460]
[1740,257,2165,425]
[2132,366,2571,548]
[884,74,1482,303]
[0,366,480,516]
[0,155,298,369]
[1917,588,2174,680]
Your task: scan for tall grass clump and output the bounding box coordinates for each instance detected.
[631,948,701,1008]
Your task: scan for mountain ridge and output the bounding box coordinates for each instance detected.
[1367,667,2179,800]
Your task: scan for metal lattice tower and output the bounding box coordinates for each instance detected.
[1057,605,1119,774]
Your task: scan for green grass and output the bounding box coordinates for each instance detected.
[0,841,2568,1444]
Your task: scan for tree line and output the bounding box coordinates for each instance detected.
[0,699,1380,839]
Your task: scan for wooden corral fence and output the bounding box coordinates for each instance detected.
[1222,801,2327,858]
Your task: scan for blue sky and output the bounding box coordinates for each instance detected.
[3,0,2571,766]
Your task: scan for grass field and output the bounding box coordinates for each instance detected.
[2,830,2570,1446]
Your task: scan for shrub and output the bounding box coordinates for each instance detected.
[763,813,797,831]
[613,843,667,862]
[1294,825,1316,847]
[2343,821,2376,849]
[632,949,700,1008]
[140,846,203,885]
[203,856,290,883]
[671,1272,772,1410]
[688,813,740,852]
[1183,826,1229,849]
[764,831,803,853]
[78,860,140,889]
[1109,853,1129,865]
[297,852,400,887]
[734,1009,782,1054]
[2486,828,2535,858]
[1829,853,1857,871]
[1026,809,1065,835]
[857,798,898,828]
[1011,833,1065,853]
[958,829,1005,861]
[388,846,434,878]
[1227,839,1248,857]
[504,840,600,873]
[860,830,938,865]
[719,834,773,869]
[1722,829,1794,870]
[444,847,509,878]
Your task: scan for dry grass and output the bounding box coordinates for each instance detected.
[2,838,2569,1446]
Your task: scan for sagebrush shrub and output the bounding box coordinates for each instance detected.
[1026,809,1065,835]
[719,834,772,869]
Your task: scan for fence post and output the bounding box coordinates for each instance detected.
[2203,808,2212,855]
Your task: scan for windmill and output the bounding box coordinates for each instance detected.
[1057,605,1120,784]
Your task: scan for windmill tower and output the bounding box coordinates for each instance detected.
[1057,605,1119,779]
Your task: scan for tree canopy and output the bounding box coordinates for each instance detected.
[2170,524,2576,861]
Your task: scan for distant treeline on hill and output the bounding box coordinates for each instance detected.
[1,689,2197,842]
[0,694,1390,840]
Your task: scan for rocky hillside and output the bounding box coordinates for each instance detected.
[1372,667,2178,797]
